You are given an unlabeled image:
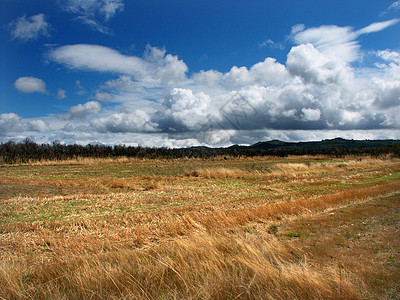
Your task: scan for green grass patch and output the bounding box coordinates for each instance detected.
[286,232,302,238]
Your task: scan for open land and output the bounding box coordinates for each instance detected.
[0,156,399,299]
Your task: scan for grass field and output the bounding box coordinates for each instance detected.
[1,155,399,299]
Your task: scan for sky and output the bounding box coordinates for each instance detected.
[1,0,400,147]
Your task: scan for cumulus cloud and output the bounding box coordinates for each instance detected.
[193,57,289,89]
[159,88,212,132]
[192,70,223,87]
[14,77,48,94]
[69,101,102,119]
[371,79,400,109]
[91,110,155,133]
[376,49,400,64]
[9,20,400,147]
[9,14,51,42]
[49,44,188,86]
[28,120,49,132]
[286,44,353,85]
[0,113,23,135]
[63,0,124,34]
[301,108,321,122]
[291,24,359,62]
[56,33,398,146]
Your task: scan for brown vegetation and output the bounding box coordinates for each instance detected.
[0,156,399,299]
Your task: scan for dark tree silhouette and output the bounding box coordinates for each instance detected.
[0,138,399,164]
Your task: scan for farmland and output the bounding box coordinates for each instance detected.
[1,155,399,299]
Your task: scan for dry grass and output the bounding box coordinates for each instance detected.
[0,156,399,299]
[276,191,400,299]
[1,230,362,300]
[14,156,138,166]
[185,158,392,180]
[185,167,249,178]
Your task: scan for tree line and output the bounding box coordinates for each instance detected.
[0,138,399,164]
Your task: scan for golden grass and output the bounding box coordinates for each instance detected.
[0,156,399,299]
[277,191,400,299]
[185,167,249,178]
[0,230,362,299]
[184,158,392,181]
[8,154,255,167]
[16,156,138,166]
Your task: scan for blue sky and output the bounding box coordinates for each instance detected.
[1,0,400,147]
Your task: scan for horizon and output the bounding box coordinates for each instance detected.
[2,136,399,149]
[1,1,400,147]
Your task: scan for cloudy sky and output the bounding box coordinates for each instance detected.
[1,0,400,147]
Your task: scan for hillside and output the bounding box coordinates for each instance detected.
[233,137,400,150]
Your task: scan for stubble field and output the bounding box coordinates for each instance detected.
[0,155,399,299]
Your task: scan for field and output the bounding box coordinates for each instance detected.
[1,155,399,299]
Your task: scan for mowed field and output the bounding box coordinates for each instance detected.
[0,156,399,299]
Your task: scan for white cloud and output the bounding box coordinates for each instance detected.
[291,25,360,62]
[94,91,114,102]
[102,0,125,20]
[9,14,51,42]
[193,70,223,87]
[0,113,23,135]
[193,57,289,89]
[74,80,86,95]
[376,49,400,64]
[356,19,399,35]
[102,75,138,91]
[389,1,400,10]
[247,57,290,86]
[76,17,112,35]
[70,101,102,119]
[57,38,398,145]
[75,80,84,89]
[371,79,400,109]
[7,19,400,147]
[223,66,253,87]
[160,88,212,131]
[381,1,400,15]
[291,20,400,62]
[286,44,354,85]
[57,89,67,99]
[49,44,188,86]
[291,24,305,35]
[63,0,124,33]
[91,111,155,133]
[65,0,124,20]
[301,108,321,121]
[28,120,49,132]
[14,77,48,94]
[259,39,284,50]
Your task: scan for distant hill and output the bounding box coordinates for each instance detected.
[229,138,400,151]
